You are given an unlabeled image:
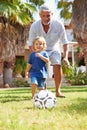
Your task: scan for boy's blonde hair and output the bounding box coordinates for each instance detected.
[32,36,47,51]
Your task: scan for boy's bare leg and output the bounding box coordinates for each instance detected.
[32,84,37,98]
[44,83,47,89]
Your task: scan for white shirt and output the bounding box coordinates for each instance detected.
[27,19,68,52]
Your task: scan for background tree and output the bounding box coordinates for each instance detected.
[0,0,36,87]
[57,0,87,76]
[0,0,36,60]
[72,0,87,76]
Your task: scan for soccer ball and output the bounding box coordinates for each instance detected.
[33,90,56,109]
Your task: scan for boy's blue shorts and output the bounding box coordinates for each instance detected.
[30,76,46,89]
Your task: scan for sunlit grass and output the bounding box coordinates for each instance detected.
[0,86,87,130]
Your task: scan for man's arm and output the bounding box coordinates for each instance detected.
[27,23,36,52]
[63,44,68,59]
[60,23,69,67]
[63,44,70,67]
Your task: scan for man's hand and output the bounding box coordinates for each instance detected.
[62,57,70,68]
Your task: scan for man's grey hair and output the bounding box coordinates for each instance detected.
[39,4,52,13]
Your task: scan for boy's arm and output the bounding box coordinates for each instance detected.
[36,53,49,63]
[25,64,32,78]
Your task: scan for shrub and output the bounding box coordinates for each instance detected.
[62,64,87,85]
[13,78,31,87]
[66,71,87,85]
[13,58,27,76]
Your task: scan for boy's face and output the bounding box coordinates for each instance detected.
[40,11,53,25]
[34,40,44,52]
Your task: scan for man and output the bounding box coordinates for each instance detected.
[27,4,69,97]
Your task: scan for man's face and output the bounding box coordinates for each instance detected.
[40,11,53,25]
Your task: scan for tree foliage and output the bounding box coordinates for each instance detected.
[29,0,44,6]
[0,0,36,25]
[57,0,73,20]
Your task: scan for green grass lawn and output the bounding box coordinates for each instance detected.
[0,86,87,130]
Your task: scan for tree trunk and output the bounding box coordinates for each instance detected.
[72,0,87,76]
[80,44,87,76]
[3,60,15,87]
[0,19,30,87]
[0,60,3,87]
[3,68,13,87]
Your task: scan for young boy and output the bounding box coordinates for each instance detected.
[25,36,49,98]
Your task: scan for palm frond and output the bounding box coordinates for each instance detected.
[0,1,36,25]
[21,3,37,13]
[16,12,31,25]
[0,1,18,17]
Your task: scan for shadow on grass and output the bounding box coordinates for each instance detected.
[0,87,32,94]
[0,86,87,103]
[49,86,87,93]
[0,87,32,103]
[0,95,32,103]
[68,98,87,114]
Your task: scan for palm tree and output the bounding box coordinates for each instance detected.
[0,0,36,87]
[72,0,87,76]
[0,0,36,59]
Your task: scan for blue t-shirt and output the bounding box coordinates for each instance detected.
[28,51,48,78]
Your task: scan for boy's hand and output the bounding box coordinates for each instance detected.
[25,72,29,82]
[25,76,29,82]
[35,53,42,58]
